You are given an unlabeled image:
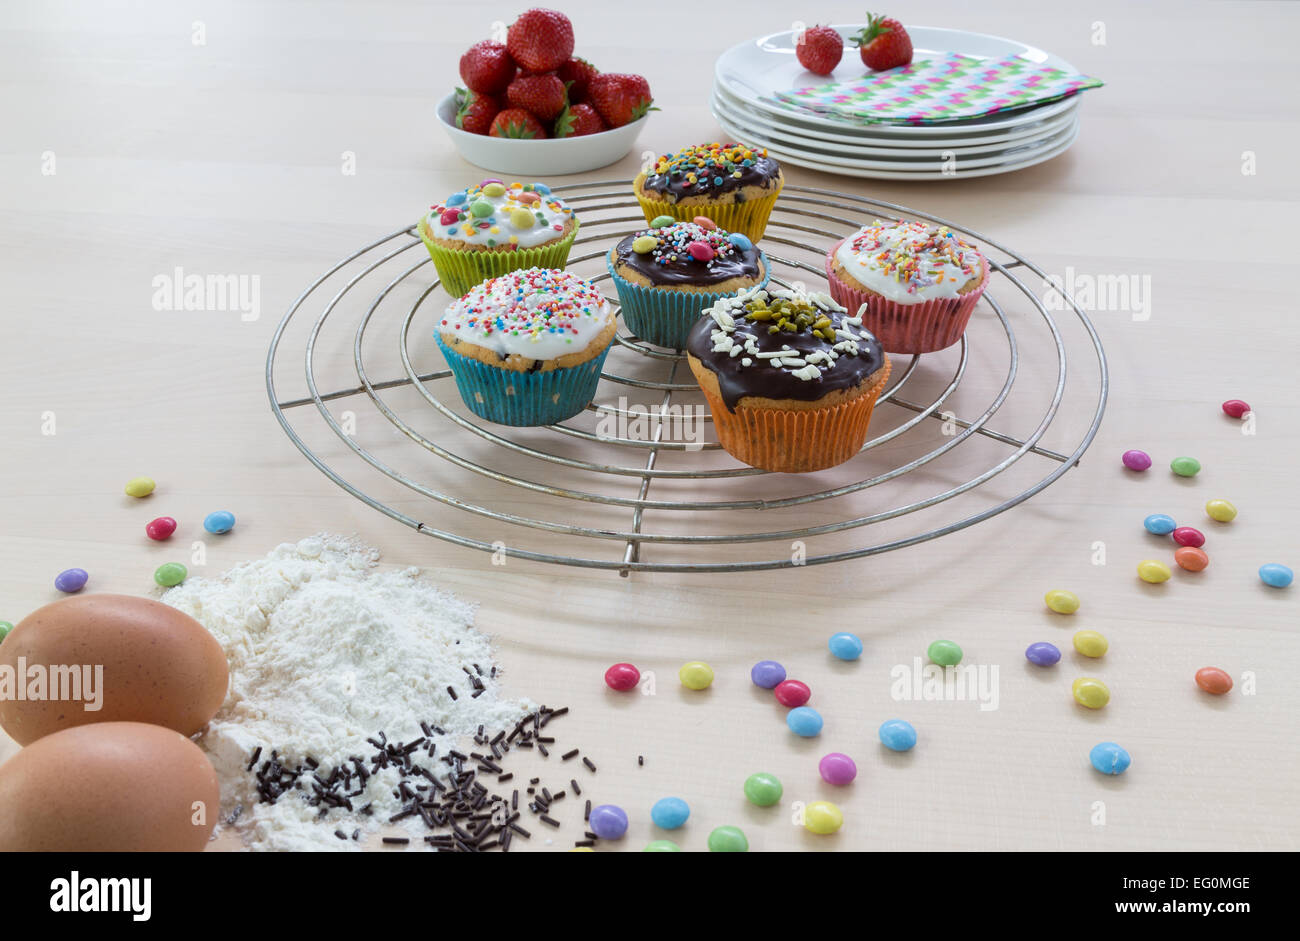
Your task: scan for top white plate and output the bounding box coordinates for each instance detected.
[716,25,1084,137]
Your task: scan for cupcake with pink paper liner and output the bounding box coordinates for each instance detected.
[824,219,989,354]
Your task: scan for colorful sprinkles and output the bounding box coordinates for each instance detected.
[842,220,981,298]
[440,268,609,351]
[647,143,768,192]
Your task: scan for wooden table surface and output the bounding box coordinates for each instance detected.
[2,0,1296,852]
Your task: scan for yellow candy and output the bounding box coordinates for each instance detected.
[1044,589,1080,614]
[1073,677,1110,709]
[1137,559,1172,583]
[679,661,714,690]
[509,208,535,229]
[1206,499,1237,523]
[632,235,658,254]
[1073,630,1108,658]
[482,182,507,197]
[124,476,156,498]
[804,801,843,835]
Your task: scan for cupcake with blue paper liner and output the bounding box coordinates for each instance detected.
[606,217,769,349]
[435,267,616,427]
[418,180,579,298]
[633,143,783,242]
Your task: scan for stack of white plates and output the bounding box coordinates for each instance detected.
[712,26,1085,180]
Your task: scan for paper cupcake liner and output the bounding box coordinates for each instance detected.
[420,221,579,299]
[824,238,990,354]
[633,172,782,243]
[693,357,892,474]
[605,254,770,350]
[436,335,610,427]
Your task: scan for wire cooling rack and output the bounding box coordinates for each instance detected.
[267,181,1107,574]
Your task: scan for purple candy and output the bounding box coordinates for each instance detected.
[588,804,628,840]
[1122,449,1152,471]
[1025,642,1062,666]
[750,660,787,689]
[54,568,88,593]
[818,752,858,786]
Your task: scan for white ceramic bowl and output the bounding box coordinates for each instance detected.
[435,93,649,175]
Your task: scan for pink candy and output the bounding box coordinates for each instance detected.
[692,216,717,231]
[439,208,461,226]
[687,240,715,262]
[1172,526,1205,548]
[1121,449,1152,471]
[1222,399,1251,418]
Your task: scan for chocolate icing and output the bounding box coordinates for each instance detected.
[687,295,886,412]
[641,148,781,202]
[611,228,764,287]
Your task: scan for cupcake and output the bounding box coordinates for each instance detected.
[418,180,578,298]
[825,220,989,354]
[435,268,616,427]
[633,143,783,242]
[686,284,891,473]
[606,218,770,349]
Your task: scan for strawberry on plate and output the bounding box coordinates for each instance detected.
[506,72,567,121]
[459,40,517,95]
[796,25,844,75]
[488,108,549,139]
[554,102,606,138]
[507,8,575,73]
[557,56,598,103]
[587,73,654,128]
[853,13,913,71]
[454,88,502,135]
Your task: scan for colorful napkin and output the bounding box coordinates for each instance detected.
[771,53,1102,125]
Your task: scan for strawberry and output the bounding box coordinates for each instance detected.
[506,8,575,73]
[796,25,844,75]
[852,13,913,71]
[554,102,606,138]
[557,56,598,103]
[489,108,548,139]
[459,40,517,95]
[454,87,502,135]
[506,72,567,122]
[587,73,655,128]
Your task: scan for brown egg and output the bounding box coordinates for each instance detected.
[0,594,228,745]
[0,721,220,851]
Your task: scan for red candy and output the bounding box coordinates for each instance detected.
[439,208,461,226]
[1221,400,1251,418]
[686,240,715,262]
[1172,526,1205,548]
[145,516,177,541]
[604,662,640,692]
[773,679,811,707]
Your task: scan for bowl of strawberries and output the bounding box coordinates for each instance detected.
[439,8,655,176]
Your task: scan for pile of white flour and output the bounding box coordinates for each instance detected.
[162,534,531,851]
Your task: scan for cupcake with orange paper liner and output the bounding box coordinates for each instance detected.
[633,143,783,243]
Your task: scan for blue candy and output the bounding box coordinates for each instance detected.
[446,191,467,206]
[54,568,88,593]
[726,233,753,251]
[1259,563,1293,588]
[1089,742,1131,775]
[204,510,236,535]
[650,797,690,830]
[1025,642,1062,666]
[1143,513,1176,535]
[532,182,551,195]
[878,719,917,752]
[750,660,786,688]
[588,804,628,839]
[787,706,823,737]
[827,632,863,661]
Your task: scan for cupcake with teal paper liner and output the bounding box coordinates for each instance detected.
[418,179,579,298]
[606,217,769,350]
[435,267,616,427]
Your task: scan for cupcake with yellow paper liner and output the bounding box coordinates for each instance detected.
[606,217,769,349]
[436,268,616,427]
[686,284,891,474]
[633,143,783,243]
[418,179,578,298]
[824,219,989,354]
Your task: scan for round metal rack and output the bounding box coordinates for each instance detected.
[267,181,1107,573]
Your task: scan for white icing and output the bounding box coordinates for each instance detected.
[834,220,983,305]
[423,182,575,249]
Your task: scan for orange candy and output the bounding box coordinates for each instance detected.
[1195,667,1233,695]
[1175,546,1209,571]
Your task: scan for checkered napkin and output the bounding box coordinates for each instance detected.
[770,53,1102,125]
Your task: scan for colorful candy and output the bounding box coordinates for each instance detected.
[1137,559,1172,583]
[588,804,628,840]
[726,233,753,251]
[743,772,783,806]
[878,719,917,752]
[481,182,507,197]
[827,631,863,661]
[203,511,236,535]
[1175,547,1209,572]
[1044,589,1080,614]
[124,476,156,498]
[1221,399,1251,418]
[1195,667,1233,694]
[643,840,680,852]
[1143,514,1177,535]
[1072,630,1108,658]
[1259,564,1293,588]
[1171,526,1205,548]
[926,639,962,666]
[650,215,675,228]
[650,797,690,830]
[1072,677,1110,709]
[604,662,640,691]
[631,234,657,253]
[678,661,714,690]
[1025,642,1061,666]
[803,801,844,835]
[1121,450,1152,471]
[145,516,177,541]
[0,621,12,644]
[750,660,786,688]
[1089,742,1131,775]
[686,240,715,262]
[787,706,823,737]
[691,215,716,230]
[707,825,748,852]
[509,207,536,229]
[1170,456,1201,477]
[818,753,857,785]
[153,562,187,588]
[469,199,494,218]
[54,568,88,593]
[773,679,811,707]
[1205,499,1237,522]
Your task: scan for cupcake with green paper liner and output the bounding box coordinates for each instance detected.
[435,267,616,427]
[606,216,769,350]
[633,143,784,242]
[417,179,579,298]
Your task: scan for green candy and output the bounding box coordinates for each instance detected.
[927,639,963,666]
[707,826,748,852]
[1171,456,1201,477]
[743,772,783,807]
[643,840,681,852]
[650,215,675,228]
[154,562,188,588]
[0,621,13,644]
[469,199,494,218]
